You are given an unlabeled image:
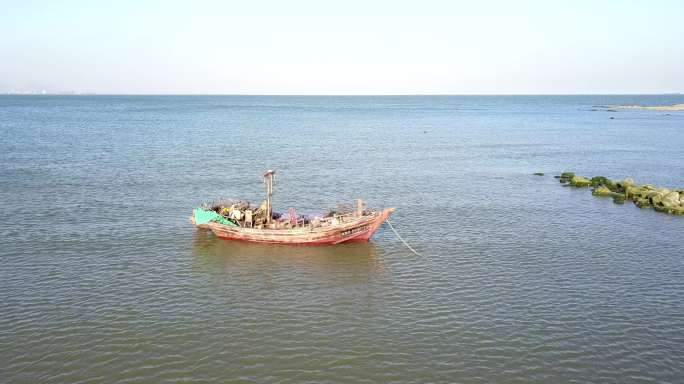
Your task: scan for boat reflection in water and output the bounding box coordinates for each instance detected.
[191,230,386,284]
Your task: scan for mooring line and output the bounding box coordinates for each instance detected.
[386,219,423,257]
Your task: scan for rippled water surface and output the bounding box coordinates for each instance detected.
[2,95,684,383]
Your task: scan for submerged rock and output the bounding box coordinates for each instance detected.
[534,172,544,176]
[653,205,684,215]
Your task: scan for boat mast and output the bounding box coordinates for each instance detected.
[263,170,275,224]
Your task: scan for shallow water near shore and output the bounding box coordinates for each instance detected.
[2,95,684,383]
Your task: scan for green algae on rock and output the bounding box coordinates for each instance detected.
[569,175,591,187]
[592,185,614,197]
[557,172,684,216]
[590,176,616,190]
[558,172,575,183]
[617,178,635,190]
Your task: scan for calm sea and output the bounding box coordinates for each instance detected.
[1,95,684,383]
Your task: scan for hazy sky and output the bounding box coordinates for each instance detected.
[1,0,683,94]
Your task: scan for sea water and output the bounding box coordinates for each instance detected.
[1,95,684,383]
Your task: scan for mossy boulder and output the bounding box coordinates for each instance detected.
[592,185,614,197]
[559,172,575,183]
[662,191,681,208]
[590,176,616,191]
[569,175,591,187]
[557,173,683,215]
[616,178,635,190]
[650,195,662,206]
[649,189,671,206]
[626,185,651,200]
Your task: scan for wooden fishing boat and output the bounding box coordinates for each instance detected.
[191,170,395,245]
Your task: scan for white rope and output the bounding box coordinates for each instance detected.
[385,219,423,257]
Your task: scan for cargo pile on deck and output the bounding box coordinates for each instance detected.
[196,199,366,229]
[556,172,684,215]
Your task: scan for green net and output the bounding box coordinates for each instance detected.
[193,208,238,226]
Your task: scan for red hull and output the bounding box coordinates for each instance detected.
[196,208,394,245]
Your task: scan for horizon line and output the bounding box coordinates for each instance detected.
[2,92,682,97]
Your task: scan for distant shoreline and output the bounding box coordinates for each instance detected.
[1,93,683,97]
[611,103,684,111]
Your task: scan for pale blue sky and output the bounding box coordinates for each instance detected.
[1,0,683,94]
